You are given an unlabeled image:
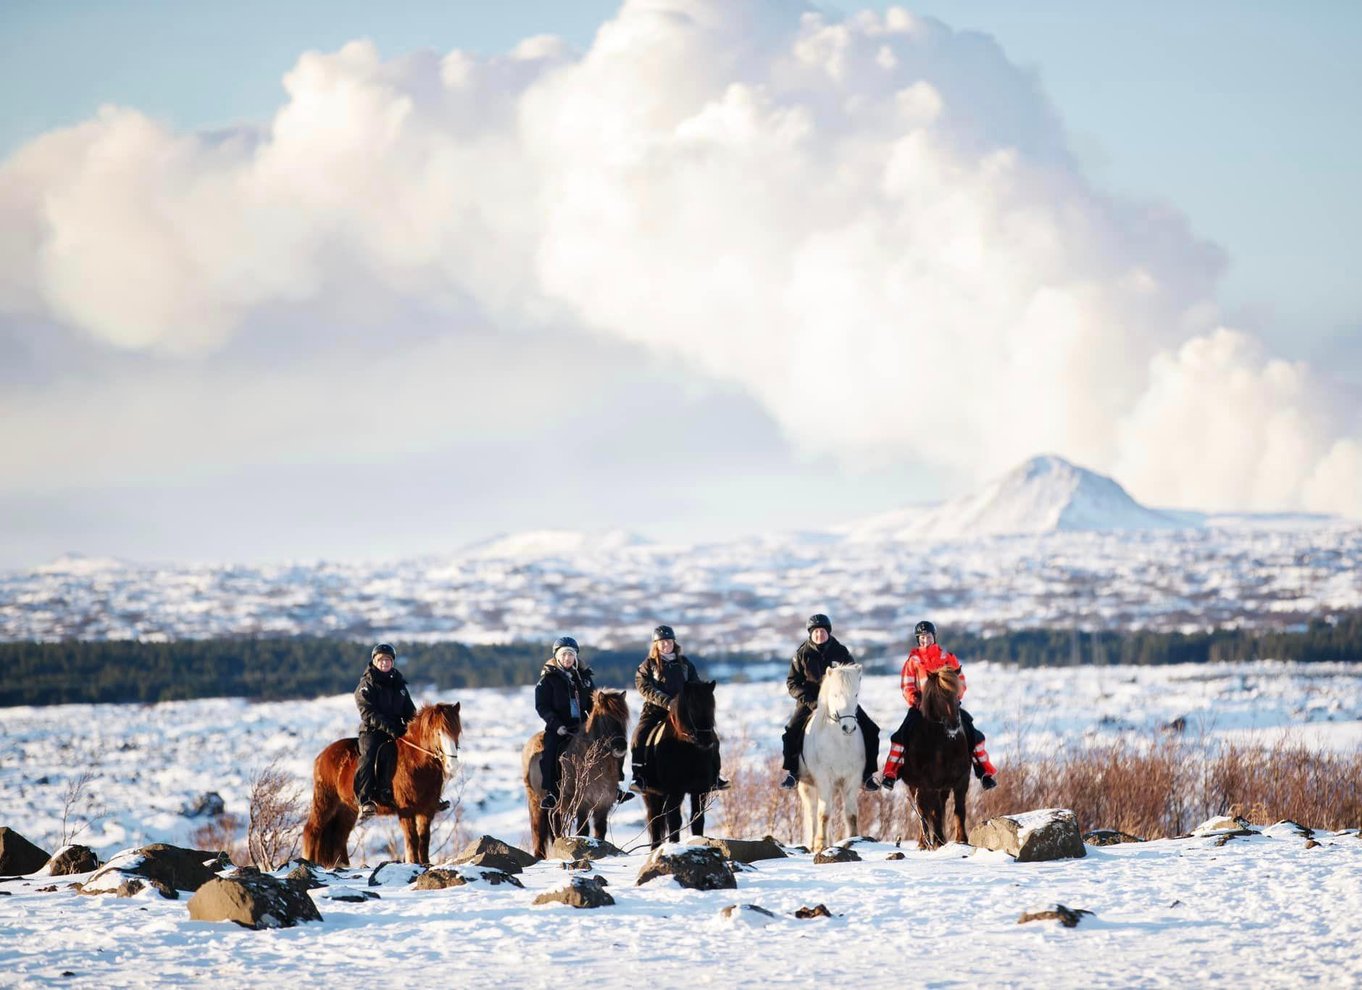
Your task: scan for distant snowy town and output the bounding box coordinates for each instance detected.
[4,457,1359,652]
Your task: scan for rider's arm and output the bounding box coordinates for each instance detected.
[635,658,672,709]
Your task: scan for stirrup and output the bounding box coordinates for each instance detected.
[357,802,378,822]
[711,776,732,792]
[779,772,797,790]
[616,788,635,805]
[540,793,558,810]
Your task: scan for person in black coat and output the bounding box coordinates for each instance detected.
[778,614,881,791]
[628,624,729,793]
[354,643,417,820]
[534,636,595,810]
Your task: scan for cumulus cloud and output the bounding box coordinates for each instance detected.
[0,0,1357,516]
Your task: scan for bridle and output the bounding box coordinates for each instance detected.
[819,666,860,731]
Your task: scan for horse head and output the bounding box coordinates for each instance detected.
[919,669,962,732]
[410,701,463,777]
[586,689,630,760]
[817,664,862,735]
[669,681,719,751]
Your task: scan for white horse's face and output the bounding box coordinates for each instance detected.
[820,664,861,729]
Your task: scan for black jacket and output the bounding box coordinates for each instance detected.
[355,663,416,736]
[787,636,855,708]
[635,653,699,713]
[535,661,595,735]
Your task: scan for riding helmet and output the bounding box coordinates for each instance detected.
[652,624,676,642]
[371,643,396,660]
[913,620,936,639]
[551,636,579,654]
[806,613,832,633]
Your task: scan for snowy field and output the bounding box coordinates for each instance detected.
[2,660,1361,988]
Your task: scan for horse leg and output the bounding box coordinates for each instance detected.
[842,776,860,843]
[689,791,706,838]
[528,792,548,860]
[666,794,683,844]
[797,780,816,850]
[399,815,421,864]
[952,781,968,844]
[644,792,665,849]
[415,814,432,865]
[592,806,608,841]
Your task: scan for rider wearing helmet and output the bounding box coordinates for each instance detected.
[354,643,417,822]
[779,613,881,792]
[881,620,997,790]
[534,636,595,811]
[628,624,730,794]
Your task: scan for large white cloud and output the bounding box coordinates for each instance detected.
[0,0,1356,516]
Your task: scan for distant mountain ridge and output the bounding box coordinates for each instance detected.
[844,454,1186,541]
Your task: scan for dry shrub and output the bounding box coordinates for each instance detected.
[191,813,246,866]
[1209,739,1362,830]
[56,767,107,847]
[710,731,802,843]
[247,760,305,869]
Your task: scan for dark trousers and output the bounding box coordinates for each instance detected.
[890,706,984,749]
[782,705,880,780]
[355,730,397,805]
[540,728,568,799]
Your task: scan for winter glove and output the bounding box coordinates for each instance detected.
[556,725,570,736]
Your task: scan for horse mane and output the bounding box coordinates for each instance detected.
[587,689,629,731]
[920,668,960,722]
[407,702,462,754]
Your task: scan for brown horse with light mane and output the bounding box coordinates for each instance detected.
[522,688,630,859]
[900,668,971,850]
[303,702,462,867]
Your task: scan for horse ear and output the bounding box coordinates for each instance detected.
[452,701,461,713]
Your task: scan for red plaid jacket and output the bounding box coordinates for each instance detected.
[899,644,966,707]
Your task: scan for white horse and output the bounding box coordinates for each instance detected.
[797,663,865,853]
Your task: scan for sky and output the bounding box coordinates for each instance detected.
[0,0,1359,569]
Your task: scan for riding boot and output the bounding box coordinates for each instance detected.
[539,728,565,806]
[781,706,811,776]
[882,708,922,782]
[631,705,667,790]
[960,708,997,780]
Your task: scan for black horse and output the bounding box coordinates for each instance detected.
[639,680,720,847]
[901,667,972,849]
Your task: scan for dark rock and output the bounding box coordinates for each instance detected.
[1214,834,1237,848]
[1083,830,1145,846]
[187,873,323,929]
[1305,839,1322,850]
[284,864,326,890]
[414,867,523,890]
[1018,904,1092,928]
[794,904,834,919]
[80,876,178,899]
[547,836,622,862]
[885,852,906,861]
[694,837,787,863]
[454,836,537,872]
[36,885,58,893]
[636,846,736,890]
[533,875,614,908]
[0,828,52,876]
[44,845,100,876]
[1191,815,1258,838]
[325,890,380,902]
[180,792,226,819]
[813,845,860,864]
[83,844,227,895]
[969,810,1086,862]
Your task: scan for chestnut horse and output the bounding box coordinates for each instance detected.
[521,689,630,859]
[901,668,971,849]
[640,681,720,848]
[302,702,462,867]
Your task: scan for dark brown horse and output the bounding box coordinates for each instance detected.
[521,689,630,859]
[901,668,971,850]
[640,681,720,848]
[302,702,462,867]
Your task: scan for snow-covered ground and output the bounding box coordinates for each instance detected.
[2,661,1361,987]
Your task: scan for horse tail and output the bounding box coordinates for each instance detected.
[303,743,354,868]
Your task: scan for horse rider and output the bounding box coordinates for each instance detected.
[354,642,417,822]
[628,624,731,794]
[779,613,881,792]
[534,636,597,811]
[881,620,997,790]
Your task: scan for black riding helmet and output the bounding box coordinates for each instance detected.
[371,643,396,660]
[652,624,676,642]
[806,613,832,633]
[552,636,579,653]
[914,620,936,639]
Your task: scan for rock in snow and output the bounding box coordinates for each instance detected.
[969,809,1086,862]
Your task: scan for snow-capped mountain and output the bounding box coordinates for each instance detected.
[846,455,1184,542]
[2,456,1356,647]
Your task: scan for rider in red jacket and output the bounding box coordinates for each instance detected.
[881,620,997,790]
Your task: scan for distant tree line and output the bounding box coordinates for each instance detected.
[1,611,1359,707]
